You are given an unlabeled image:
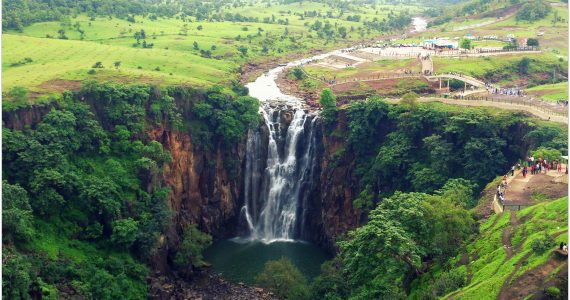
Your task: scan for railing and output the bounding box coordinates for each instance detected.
[443,94,569,117]
[329,73,423,85]
[334,93,569,119]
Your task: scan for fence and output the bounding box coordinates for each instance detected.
[334,93,569,119]
[443,94,569,117]
[329,73,423,85]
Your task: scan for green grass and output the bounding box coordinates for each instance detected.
[2,2,420,103]
[429,197,568,299]
[527,81,568,102]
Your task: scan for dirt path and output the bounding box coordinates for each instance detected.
[505,170,569,206]
[501,213,518,259]
[497,256,567,300]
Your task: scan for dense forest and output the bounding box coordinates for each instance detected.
[2,82,259,299]
[3,84,566,299]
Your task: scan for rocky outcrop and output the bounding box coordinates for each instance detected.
[148,126,247,273]
[2,104,54,130]
[304,111,362,252]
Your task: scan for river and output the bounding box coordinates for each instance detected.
[204,17,427,284]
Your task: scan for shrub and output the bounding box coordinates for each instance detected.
[255,257,310,300]
[292,67,306,80]
[545,286,561,299]
[432,269,467,296]
[174,225,212,269]
[531,232,554,254]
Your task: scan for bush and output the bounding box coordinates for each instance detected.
[255,257,310,300]
[174,225,212,269]
[531,232,555,254]
[111,218,139,248]
[292,67,306,80]
[545,286,561,299]
[432,269,466,296]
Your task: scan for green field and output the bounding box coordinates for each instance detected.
[304,58,420,79]
[2,1,422,102]
[527,81,569,101]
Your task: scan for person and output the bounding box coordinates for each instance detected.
[531,164,535,175]
[497,185,502,197]
[503,175,508,188]
[561,242,564,250]
[563,244,568,253]
[558,163,562,173]
[523,166,528,178]
[517,162,521,170]
[511,166,515,176]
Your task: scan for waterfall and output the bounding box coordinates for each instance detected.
[241,104,318,242]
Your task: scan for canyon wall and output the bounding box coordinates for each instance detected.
[2,96,362,265]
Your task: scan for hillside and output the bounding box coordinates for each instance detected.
[410,196,568,299]
[2,0,420,108]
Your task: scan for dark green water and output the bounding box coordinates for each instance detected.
[203,239,330,284]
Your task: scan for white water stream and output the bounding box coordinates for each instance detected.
[240,18,427,243]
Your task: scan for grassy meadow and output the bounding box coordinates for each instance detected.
[2,1,422,104]
[411,196,568,300]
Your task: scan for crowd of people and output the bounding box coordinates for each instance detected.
[489,86,525,97]
[522,157,566,178]
[497,158,566,204]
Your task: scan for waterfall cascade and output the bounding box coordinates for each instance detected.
[241,104,318,242]
[239,17,427,242]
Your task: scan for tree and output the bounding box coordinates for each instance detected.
[174,225,212,269]
[7,86,28,103]
[92,61,104,68]
[400,91,418,109]
[531,147,562,161]
[197,25,203,30]
[319,88,337,109]
[435,178,478,208]
[292,67,306,80]
[527,38,539,47]
[460,38,472,50]
[57,29,67,39]
[311,259,349,299]
[255,257,311,300]
[237,45,248,56]
[114,61,121,70]
[2,181,34,244]
[338,26,347,38]
[2,249,32,300]
[517,57,531,75]
[516,2,552,22]
[193,41,199,50]
[111,218,139,248]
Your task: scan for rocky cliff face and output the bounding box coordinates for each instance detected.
[303,111,362,252]
[2,104,54,130]
[2,96,362,263]
[147,124,249,273]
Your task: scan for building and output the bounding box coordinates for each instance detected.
[422,38,458,49]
